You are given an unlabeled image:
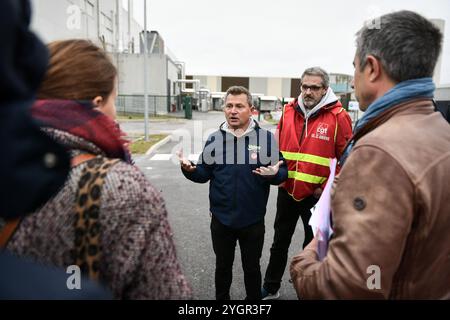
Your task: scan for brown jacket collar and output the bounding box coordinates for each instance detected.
[353,98,435,143]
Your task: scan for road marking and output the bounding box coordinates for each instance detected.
[150,154,173,161]
[149,154,200,161]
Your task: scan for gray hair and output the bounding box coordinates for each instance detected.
[224,86,252,106]
[356,10,442,83]
[301,67,330,88]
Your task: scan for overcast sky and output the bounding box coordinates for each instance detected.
[132,0,450,84]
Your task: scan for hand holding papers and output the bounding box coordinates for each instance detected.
[309,158,337,261]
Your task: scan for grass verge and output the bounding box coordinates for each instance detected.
[117,112,183,121]
[129,134,168,154]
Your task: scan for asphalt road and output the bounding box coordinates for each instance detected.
[126,112,307,300]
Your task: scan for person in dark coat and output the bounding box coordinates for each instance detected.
[179,86,288,300]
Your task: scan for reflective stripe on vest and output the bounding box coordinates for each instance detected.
[281,151,330,167]
[287,171,327,184]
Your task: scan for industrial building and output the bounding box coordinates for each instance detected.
[29,1,447,118]
[188,74,354,112]
[30,0,185,115]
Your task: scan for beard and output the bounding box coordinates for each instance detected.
[303,96,319,109]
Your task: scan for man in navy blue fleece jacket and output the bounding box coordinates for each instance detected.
[178,86,287,300]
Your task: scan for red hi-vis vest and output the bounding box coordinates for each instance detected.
[278,100,352,201]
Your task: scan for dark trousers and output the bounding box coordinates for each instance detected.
[263,187,317,293]
[210,215,265,300]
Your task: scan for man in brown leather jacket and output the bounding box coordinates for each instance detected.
[290,10,450,299]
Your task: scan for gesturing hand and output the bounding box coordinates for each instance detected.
[252,160,284,177]
[176,148,196,172]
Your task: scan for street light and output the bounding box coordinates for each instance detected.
[143,0,149,141]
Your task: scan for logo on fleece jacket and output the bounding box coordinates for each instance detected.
[248,144,261,152]
[248,144,260,160]
[312,123,330,141]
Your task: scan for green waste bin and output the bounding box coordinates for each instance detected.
[184,96,192,120]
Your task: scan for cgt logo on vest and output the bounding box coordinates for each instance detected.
[312,123,330,141]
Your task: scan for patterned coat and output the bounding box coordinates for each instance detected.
[6,128,192,299]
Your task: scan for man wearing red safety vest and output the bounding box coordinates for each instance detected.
[262,67,353,300]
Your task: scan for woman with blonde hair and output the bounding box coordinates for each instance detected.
[4,39,192,299]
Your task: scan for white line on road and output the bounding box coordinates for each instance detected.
[149,154,200,161]
[150,154,173,161]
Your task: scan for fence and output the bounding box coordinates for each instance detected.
[116,95,183,116]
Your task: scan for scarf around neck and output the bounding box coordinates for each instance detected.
[31,99,132,163]
[340,77,435,166]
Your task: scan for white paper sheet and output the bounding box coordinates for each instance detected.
[309,158,337,260]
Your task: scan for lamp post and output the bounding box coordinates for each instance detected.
[143,0,149,141]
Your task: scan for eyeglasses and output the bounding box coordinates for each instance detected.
[301,84,323,92]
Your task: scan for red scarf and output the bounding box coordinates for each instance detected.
[31,100,131,163]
